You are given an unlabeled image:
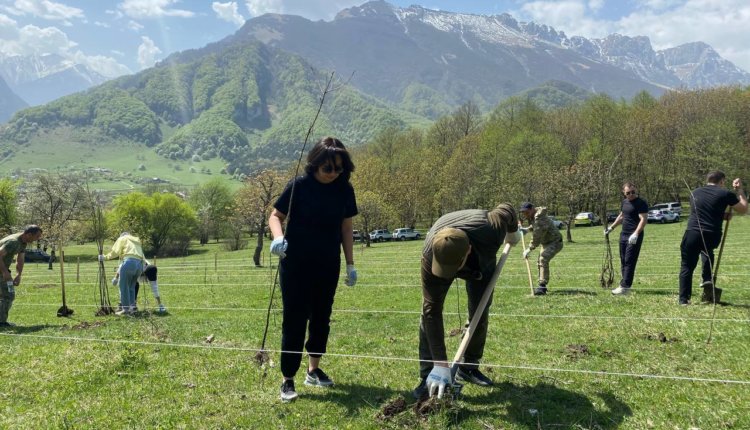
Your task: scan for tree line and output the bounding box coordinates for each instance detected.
[348,86,750,239]
[1,86,747,254]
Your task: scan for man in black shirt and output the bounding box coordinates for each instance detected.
[679,171,747,305]
[604,182,648,295]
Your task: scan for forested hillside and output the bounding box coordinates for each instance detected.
[0,41,418,174]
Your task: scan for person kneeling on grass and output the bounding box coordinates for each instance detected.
[113,261,166,313]
[414,204,521,399]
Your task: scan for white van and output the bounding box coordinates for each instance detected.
[653,202,682,215]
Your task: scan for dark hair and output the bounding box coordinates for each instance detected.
[706,171,725,184]
[23,225,42,235]
[304,137,355,182]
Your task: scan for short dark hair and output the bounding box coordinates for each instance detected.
[23,225,42,235]
[304,136,355,182]
[706,171,725,184]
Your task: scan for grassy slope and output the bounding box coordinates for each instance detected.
[0,128,238,190]
[2,219,750,428]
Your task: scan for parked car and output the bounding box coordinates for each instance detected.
[24,249,54,263]
[606,210,619,223]
[369,229,391,242]
[392,228,421,241]
[574,212,601,226]
[353,230,364,242]
[652,202,682,215]
[648,209,680,223]
[548,216,566,229]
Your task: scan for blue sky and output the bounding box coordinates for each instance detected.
[0,0,748,77]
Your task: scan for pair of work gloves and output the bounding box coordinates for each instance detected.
[270,237,357,286]
[604,226,639,245]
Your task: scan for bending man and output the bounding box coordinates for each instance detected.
[415,204,521,399]
[518,202,563,296]
[0,225,43,327]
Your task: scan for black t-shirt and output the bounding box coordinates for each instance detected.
[274,175,358,261]
[687,185,739,234]
[621,197,648,235]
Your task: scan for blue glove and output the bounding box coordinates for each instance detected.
[426,365,452,399]
[345,264,357,287]
[270,236,288,258]
[628,233,638,245]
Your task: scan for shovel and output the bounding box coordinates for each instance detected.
[56,247,74,317]
[449,242,513,396]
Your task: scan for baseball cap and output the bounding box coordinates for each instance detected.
[432,228,470,279]
[519,202,533,211]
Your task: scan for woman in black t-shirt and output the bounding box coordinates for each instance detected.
[269,137,358,402]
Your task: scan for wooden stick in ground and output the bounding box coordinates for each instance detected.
[57,247,73,316]
[520,231,534,296]
[712,207,732,286]
[450,243,512,378]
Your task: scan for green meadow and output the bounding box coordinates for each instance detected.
[2,219,749,429]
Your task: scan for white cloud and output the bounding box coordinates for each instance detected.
[212,1,245,26]
[111,49,125,57]
[93,20,110,28]
[7,0,84,24]
[0,19,129,78]
[137,35,161,69]
[127,19,144,31]
[518,1,612,38]
[0,13,20,39]
[72,50,132,77]
[118,0,195,19]
[244,0,360,21]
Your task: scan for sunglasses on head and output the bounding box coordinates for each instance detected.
[624,190,637,196]
[321,164,344,174]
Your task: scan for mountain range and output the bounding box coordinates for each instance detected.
[233,0,749,116]
[0,75,27,123]
[0,53,107,107]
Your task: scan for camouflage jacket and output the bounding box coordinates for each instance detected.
[528,207,562,250]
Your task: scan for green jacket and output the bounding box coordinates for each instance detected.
[528,207,562,250]
[0,233,26,268]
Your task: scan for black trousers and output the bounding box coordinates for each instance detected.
[619,233,644,288]
[134,265,157,301]
[279,257,340,378]
[679,230,721,302]
[418,257,491,379]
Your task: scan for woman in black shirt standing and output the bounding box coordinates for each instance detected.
[269,137,358,402]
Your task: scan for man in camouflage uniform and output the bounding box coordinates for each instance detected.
[0,225,43,327]
[519,203,563,296]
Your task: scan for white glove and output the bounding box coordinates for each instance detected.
[522,248,531,259]
[270,236,288,258]
[345,264,357,287]
[604,226,612,236]
[111,276,119,286]
[426,365,452,399]
[628,233,638,245]
[98,254,105,262]
[505,230,522,246]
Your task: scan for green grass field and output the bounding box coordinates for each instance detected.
[2,219,750,429]
[0,129,237,190]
